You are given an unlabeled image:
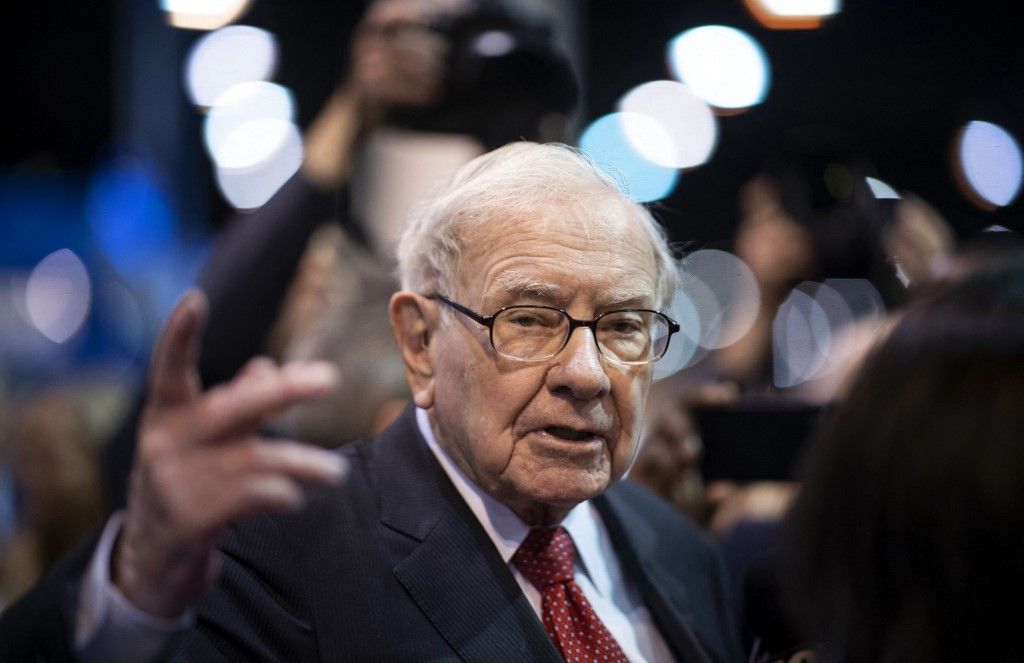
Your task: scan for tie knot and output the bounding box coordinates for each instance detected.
[512,526,575,589]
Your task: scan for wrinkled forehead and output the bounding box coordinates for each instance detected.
[455,192,660,299]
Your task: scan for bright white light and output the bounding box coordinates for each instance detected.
[577,112,680,203]
[677,249,761,350]
[865,176,900,199]
[957,120,1023,208]
[616,112,676,167]
[472,30,516,57]
[25,249,92,343]
[756,0,840,17]
[618,81,718,169]
[668,26,770,110]
[216,117,294,169]
[205,81,294,166]
[162,0,253,31]
[215,119,303,209]
[185,25,277,107]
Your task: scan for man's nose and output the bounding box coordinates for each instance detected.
[546,326,611,400]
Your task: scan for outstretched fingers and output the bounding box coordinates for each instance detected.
[149,290,208,408]
[210,444,349,522]
[168,439,349,535]
[197,360,340,443]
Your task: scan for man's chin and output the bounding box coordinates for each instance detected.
[515,470,612,512]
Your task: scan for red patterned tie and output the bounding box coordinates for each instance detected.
[512,526,630,662]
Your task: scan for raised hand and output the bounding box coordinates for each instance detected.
[303,0,459,188]
[349,0,464,111]
[113,290,347,619]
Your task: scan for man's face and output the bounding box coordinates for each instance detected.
[427,204,660,524]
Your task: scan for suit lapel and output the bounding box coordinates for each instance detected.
[372,408,561,663]
[595,490,714,663]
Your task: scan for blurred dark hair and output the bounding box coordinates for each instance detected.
[760,125,905,307]
[783,258,1024,662]
[952,226,1024,274]
[908,226,1024,304]
[386,0,578,149]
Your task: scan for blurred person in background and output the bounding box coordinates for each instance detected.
[0,385,113,609]
[629,128,961,657]
[633,126,914,526]
[713,125,906,396]
[102,0,579,510]
[782,257,1024,663]
[724,225,1023,661]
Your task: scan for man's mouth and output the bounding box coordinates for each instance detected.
[545,426,598,442]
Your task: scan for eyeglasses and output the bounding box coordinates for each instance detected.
[428,294,680,365]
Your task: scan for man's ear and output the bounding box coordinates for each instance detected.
[389,292,436,409]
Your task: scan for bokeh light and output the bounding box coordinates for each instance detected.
[773,284,828,388]
[85,157,178,281]
[773,278,884,388]
[214,119,303,209]
[472,30,516,57]
[677,249,761,350]
[185,25,277,108]
[618,80,718,168]
[578,112,680,202]
[955,120,1023,209]
[667,26,770,111]
[204,81,295,166]
[824,278,885,320]
[744,0,841,29]
[865,176,900,199]
[654,288,704,380]
[162,0,253,31]
[25,249,92,344]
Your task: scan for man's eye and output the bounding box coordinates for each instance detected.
[503,309,561,330]
[508,314,542,328]
[603,316,645,336]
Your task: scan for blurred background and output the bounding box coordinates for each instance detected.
[2,0,1021,395]
[1,0,1022,609]
[2,1,1024,643]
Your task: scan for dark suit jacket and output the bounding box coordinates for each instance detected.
[0,407,742,662]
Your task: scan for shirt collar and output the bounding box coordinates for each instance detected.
[415,407,601,583]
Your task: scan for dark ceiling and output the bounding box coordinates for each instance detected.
[4,1,1022,241]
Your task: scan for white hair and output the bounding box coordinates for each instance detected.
[395,141,679,309]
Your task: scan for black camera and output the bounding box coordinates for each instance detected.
[386,0,579,149]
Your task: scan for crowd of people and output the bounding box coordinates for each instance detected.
[2,1,1023,661]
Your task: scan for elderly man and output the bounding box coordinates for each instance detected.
[0,143,741,662]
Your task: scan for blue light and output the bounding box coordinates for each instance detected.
[578,112,680,203]
[85,158,179,280]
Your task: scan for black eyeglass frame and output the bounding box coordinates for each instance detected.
[427,293,680,365]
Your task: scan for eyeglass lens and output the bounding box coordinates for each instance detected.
[491,307,670,363]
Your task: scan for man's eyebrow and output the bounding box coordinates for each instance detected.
[608,293,658,309]
[485,270,657,309]
[485,271,562,302]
